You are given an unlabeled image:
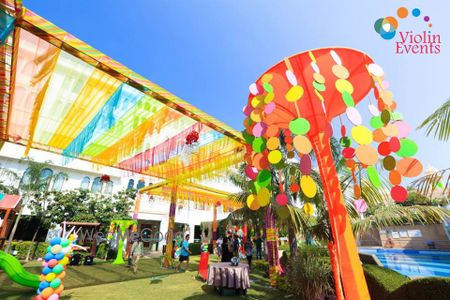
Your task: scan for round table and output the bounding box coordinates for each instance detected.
[207,262,250,295]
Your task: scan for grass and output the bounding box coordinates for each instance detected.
[0,255,286,300]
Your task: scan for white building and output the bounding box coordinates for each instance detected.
[0,142,235,251]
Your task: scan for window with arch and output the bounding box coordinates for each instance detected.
[80,176,90,190]
[38,168,54,191]
[127,179,134,190]
[104,181,114,194]
[20,168,32,187]
[52,173,67,192]
[91,177,102,193]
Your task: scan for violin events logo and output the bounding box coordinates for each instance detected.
[374,7,441,54]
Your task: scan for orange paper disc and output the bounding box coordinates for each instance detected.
[293,135,312,154]
[396,158,423,177]
[355,144,379,166]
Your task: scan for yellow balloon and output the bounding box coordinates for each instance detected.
[268,150,282,164]
[45,272,56,282]
[293,135,312,154]
[303,203,314,215]
[257,187,270,207]
[246,194,260,211]
[266,137,280,150]
[351,125,373,145]
[300,175,317,198]
[60,256,69,266]
[285,85,304,102]
[335,79,354,94]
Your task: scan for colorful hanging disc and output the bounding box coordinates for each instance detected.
[377,141,391,156]
[247,194,260,210]
[342,91,355,107]
[313,73,325,84]
[285,70,298,86]
[394,121,412,138]
[266,125,280,137]
[293,135,312,154]
[290,183,300,193]
[313,81,326,92]
[263,82,273,93]
[300,175,317,198]
[245,165,258,180]
[285,85,304,102]
[355,144,379,166]
[383,155,396,171]
[300,154,312,174]
[391,185,408,203]
[369,116,383,129]
[276,193,289,206]
[250,109,263,122]
[303,202,314,215]
[368,63,384,77]
[257,169,272,187]
[389,137,401,152]
[268,150,283,164]
[389,170,402,185]
[351,125,373,145]
[368,104,380,116]
[354,198,368,213]
[342,147,355,159]
[382,123,399,137]
[367,166,381,187]
[346,107,362,125]
[264,101,276,114]
[340,136,352,147]
[396,158,423,177]
[396,138,418,157]
[354,184,362,198]
[335,79,354,94]
[264,92,275,104]
[266,137,280,150]
[252,137,266,153]
[373,128,387,142]
[252,122,267,137]
[278,206,290,219]
[257,187,270,206]
[391,111,403,121]
[289,118,311,135]
[332,64,350,79]
[381,110,391,124]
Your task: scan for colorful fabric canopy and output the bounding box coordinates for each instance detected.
[0,6,243,180]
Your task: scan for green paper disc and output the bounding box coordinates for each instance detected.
[252,137,266,153]
[342,91,355,107]
[367,166,381,188]
[392,111,403,121]
[339,136,352,147]
[277,206,290,219]
[313,81,326,92]
[396,138,418,157]
[263,82,273,93]
[257,169,272,187]
[242,130,254,144]
[370,116,383,129]
[289,118,311,135]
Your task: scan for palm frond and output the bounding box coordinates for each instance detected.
[409,167,450,200]
[417,98,450,141]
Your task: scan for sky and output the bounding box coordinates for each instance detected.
[25,0,450,170]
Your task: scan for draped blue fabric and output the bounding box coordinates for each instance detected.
[0,10,15,44]
[63,83,144,160]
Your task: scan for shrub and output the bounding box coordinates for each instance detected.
[189,243,213,255]
[5,241,49,260]
[389,277,450,300]
[363,264,409,300]
[287,245,334,300]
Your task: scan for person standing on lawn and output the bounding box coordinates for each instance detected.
[178,234,192,271]
[221,229,233,262]
[254,233,263,260]
[131,237,144,274]
[244,239,253,270]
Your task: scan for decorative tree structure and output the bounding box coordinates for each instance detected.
[242,48,423,300]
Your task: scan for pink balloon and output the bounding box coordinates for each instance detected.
[48,294,59,300]
[245,165,258,180]
[252,122,266,137]
[264,102,276,114]
[42,261,48,268]
[243,104,252,116]
[354,198,368,213]
[276,193,288,206]
[48,259,58,268]
[300,155,312,175]
[394,121,411,138]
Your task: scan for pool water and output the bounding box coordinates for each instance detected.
[359,248,450,278]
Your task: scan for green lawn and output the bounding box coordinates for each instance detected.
[0,256,286,299]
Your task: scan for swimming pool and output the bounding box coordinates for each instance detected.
[359,248,450,278]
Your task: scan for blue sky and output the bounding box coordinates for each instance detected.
[26,0,450,170]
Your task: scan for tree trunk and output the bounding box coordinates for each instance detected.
[25,218,42,261]
[288,225,297,259]
[4,204,25,253]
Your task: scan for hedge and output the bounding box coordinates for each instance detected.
[389,277,450,300]
[363,264,409,300]
[1,241,49,260]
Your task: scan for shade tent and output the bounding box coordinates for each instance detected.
[0,4,243,181]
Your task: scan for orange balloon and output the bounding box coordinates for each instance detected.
[355,145,378,166]
[54,284,64,295]
[373,128,387,142]
[397,158,423,177]
[41,287,54,298]
[389,170,402,185]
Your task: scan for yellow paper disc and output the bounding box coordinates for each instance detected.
[293,135,312,154]
[250,109,263,122]
[266,137,280,150]
[300,175,317,198]
[268,150,283,164]
[313,73,325,84]
[351,125,373,145]
[382,123,399,137]
[332,64,350,79]
[261,73,273,83]
[264,92,275,104]
[335,79,354,94]
[251,96,263,108]
[379,90,393,106]
[303,202,314,215]
[247,194,260,211]
[355,144,379,166]
[257,187,270,207]
[285,85,304,102]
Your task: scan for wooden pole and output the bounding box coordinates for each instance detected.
[212,204,217,249]
[163,184,177,267]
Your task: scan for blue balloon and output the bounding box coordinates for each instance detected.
[55,252,65,260]
[42,266,53,275]
[37,288,41,295]
[39,281,50,290]
[50,237,61,246]
[44,253,54,261]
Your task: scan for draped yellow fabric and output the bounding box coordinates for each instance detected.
[47,69,121,149]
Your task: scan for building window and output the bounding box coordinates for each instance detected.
[80,176,90,190]
[136,179,145,190]
[91,177,101,193]
[38,168,54,191]
[20,168,32,187]
[127,179,134,190]
[52,173,67,192]
[104,181,113,194]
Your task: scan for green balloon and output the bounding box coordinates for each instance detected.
[252,137,266,153]
[342,91,355,107]
[396,138,418,157]
[257,169,272,187]
[47,246,52,253]
[313,81,326,92]
[53,264,64,275]
[367,166,381,188]
[242,130,254,144]
[50,278,61,289]
[289,118,310,136]
[61,239,70,248]
[369,116,383,129]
